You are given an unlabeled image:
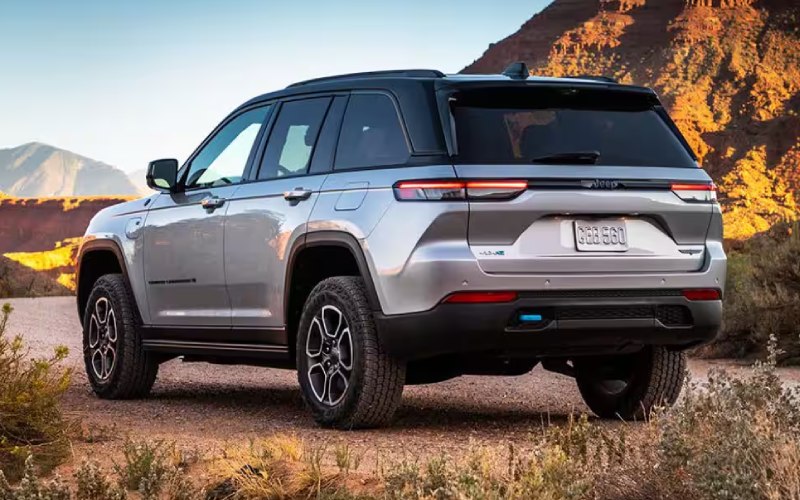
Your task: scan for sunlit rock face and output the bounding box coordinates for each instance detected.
[463,0,800,239]
[0,196,130,292]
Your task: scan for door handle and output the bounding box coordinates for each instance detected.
[201,196,226,210]
[283,188,312,202]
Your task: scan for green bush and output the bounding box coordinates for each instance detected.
[701,221,800,364]
[0,303,71,482]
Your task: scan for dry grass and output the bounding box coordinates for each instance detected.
[1,342,798,499]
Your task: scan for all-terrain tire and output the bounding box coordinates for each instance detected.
[296,276,405,429]
[82,274,158,399]
[575,346,686,420]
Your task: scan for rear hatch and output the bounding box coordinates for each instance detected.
[445,83,715,274]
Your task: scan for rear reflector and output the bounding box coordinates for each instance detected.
[394,180,527,201]
[682,289,721,301]
[443,291,518,304]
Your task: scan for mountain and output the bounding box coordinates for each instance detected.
[0,142,140,197]
[464,0,800,240]
[127,168,153,196]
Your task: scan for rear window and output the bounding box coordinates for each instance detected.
[451,87,696,168]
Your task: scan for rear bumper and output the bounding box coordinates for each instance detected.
[375,292,721,361]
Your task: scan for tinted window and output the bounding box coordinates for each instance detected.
[185,106,270,189]
[258,97,331,180]
[452,88,696,168]
[335,94,409,170]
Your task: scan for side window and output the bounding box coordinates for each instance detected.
[258,97,331,180]
[335,93,409,170]
[185,106,271,189]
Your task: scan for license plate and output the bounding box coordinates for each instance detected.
[574,220,629,252]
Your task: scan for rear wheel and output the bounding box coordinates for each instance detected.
[574,346,686,420]
[296,276,405,429]
[82,274,159,399]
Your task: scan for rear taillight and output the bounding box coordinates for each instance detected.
[443,291,518,304]
[466,180,528,200]
[671,182,717,203]
[682,289,721,301]
[394,181,465,201]
[394,180,527,201]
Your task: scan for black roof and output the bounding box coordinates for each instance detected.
[238,68,654,110]
[287,69,446,88]
[231,68,657,155]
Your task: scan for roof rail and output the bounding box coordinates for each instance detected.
[288,69,445,88]
[562,75,618,84]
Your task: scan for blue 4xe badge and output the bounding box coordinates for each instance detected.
[478,250,505,256]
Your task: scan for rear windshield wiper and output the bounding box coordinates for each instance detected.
[530,151,600,165]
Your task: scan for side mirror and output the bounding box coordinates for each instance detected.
[146,159,179,192]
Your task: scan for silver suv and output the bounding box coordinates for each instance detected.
[76,64,726,428]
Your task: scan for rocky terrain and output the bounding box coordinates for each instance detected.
[0,195,131,294]
[465,0,800,240]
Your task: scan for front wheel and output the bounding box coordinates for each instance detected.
[296,276,405,429]
[82,274,159,399]
[574,346,686,420]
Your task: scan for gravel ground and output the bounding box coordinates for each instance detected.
[5,296,800,462]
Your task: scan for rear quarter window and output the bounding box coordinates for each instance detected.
[335,93,410,170]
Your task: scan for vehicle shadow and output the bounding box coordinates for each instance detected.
[142,381,585,431]
[68,364,588,433]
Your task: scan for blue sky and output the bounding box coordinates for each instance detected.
[0,0,551,173]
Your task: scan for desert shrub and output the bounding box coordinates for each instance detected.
[75,460,127,500]
[114,438,172,492]
[0,455,70,500]
[658,336,800,500]
[0,303,71,481]
[112,438,201,499]
[705,221,800,364]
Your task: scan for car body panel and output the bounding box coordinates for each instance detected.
[224,174,327,327]
[142,185,240,326]
[79,195,157,324]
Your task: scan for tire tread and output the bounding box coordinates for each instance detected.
[84,274,158,399]
[576,347,686,420]
[297,276,405,429]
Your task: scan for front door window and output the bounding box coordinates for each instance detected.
[185,106,271,188]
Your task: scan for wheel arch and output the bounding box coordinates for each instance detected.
[284,231,382,354]
[76,239,132,327]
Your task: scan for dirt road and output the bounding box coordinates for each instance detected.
[6,296,800,461]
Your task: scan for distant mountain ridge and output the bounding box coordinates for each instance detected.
[464,0,800,239]
[0,142,141,197]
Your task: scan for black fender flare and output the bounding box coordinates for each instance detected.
[284,231,383,317]
[75,238,131,321]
